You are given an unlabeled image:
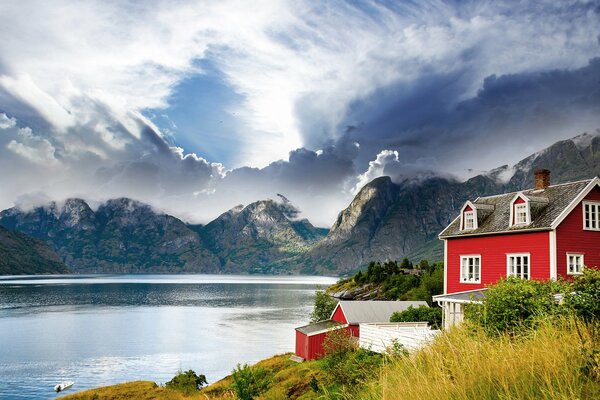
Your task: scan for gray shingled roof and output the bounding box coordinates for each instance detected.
[295,320,345,335]
[335,301,429,324]
[439,179,593,238]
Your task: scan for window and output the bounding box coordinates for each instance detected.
[514,203,528,225]
[460,255,481,283]
[507,254,530,280]
[567,253,584,275]
[464,211,475,230]
[584,202,600,230]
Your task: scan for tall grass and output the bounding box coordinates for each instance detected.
[361,317,600,400]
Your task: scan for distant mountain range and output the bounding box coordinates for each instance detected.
[0,198,326,274]
[1,130,599,275]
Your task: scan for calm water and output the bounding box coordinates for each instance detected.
[0,274,337,399]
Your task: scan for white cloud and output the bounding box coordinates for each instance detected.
[7,127,59,166]
[354,150,400,193]
[0,113,16,129]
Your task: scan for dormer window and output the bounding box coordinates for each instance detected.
[464,211,475,229]
[460,202,478,231]
[510,194,531,227]
[514,203,528,225]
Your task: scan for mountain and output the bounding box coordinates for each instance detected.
[288,130,600,275]
[0,198,221,273]
[200,200,328,273]
[0,226,70,275]
[0,197,327,274]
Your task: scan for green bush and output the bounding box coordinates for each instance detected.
[321,329,383,388]
[390,305,443,329]
[165,369,207,394]
[467,277,565,335]
[231,363,271,400]
[564,268,600,325]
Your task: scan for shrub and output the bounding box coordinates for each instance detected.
[564,268,600,325]
[231,363,271,400]
[390,305,443,329]
[310,288,338,323]
[466,277,565,335]
[165,369,207,394]
[321,329,382,388]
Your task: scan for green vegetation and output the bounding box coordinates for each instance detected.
[310,288,338,322]
[466,276,565,335]
[165,370,208,395]
[231,363,272,400]
[390,306,442,329]
[360,271,600,399]
[328,259,444,304]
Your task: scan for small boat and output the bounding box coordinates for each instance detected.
[54,381,74,393]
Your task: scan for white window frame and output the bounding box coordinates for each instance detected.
[514,203,528,225]
[583,201,600,231]
[460,255,481,284]
[567,253,584,275]
[509,193,531,227]
[464,211,475,230]
[506,253,530,280]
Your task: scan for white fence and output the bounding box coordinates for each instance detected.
[359,322,440,354]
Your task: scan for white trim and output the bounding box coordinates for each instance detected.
[551,177,600,229]
[506,253,531,280]
[460,201,478,231]
[460,254,481,284]
[443,239,448,294]
[433,287,488,298]
[509,193,531,227]
[549,230,557,280]
[582,201,600,231]
[566,253,585,276]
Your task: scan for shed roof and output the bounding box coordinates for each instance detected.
[334,301,429,324]
[439,179,596,238]
[433,288,487,304]
[295,320,345,336]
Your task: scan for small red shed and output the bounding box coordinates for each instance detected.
[295,320,347,361]
[295,300,429,361]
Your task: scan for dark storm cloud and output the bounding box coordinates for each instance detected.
[338,58,600,178]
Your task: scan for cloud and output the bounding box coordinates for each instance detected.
[0,1,599,227]
[0,113,16,129]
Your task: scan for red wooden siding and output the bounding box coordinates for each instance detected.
[446,231,550,294]
[464,205,473,211]
[295,326,353,361]
[331,305,347,324]
[556,186,600,276]
[295,330,308,359]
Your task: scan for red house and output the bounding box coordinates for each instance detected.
[295,300,427,360]
[434,170,600,328]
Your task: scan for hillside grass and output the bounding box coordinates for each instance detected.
[360,318,600,400]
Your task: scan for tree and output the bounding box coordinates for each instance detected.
[400,258,413,270]
[165,370,207,394]
[310,288,338,323]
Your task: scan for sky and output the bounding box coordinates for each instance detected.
[1,0,600,227]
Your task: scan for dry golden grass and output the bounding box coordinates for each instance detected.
[59,380,202,400]
[360,318,600,400]
[60,354,324,400]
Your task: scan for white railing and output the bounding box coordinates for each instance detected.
[359,322,440,354]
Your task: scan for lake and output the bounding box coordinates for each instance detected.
[0,274,337,399]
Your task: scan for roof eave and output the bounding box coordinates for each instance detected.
[439,227,552,239]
